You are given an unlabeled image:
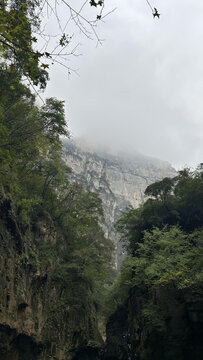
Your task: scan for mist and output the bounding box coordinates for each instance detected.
[44,0,203,169]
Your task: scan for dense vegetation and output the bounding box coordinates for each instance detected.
[107,167,203,314]
[0,3,114,358]
[0,0,113,316]
[0,61,113,341]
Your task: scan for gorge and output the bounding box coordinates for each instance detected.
[0,2,202,356]
[0,129,202,359]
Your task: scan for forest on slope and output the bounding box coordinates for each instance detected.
[0,1,113,359]
[0,70,114,360]
[105,169,203,360]
[0,53,114,360]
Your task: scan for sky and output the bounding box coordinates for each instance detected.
[42,0,203,169]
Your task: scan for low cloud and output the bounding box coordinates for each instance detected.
[45,0,203,169]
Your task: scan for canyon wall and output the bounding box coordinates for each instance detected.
[0,194,102,360]
[63,140,176,267]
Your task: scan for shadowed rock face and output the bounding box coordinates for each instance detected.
[105,284,203,360]
[63,140,176,268]
[0,195,102,360]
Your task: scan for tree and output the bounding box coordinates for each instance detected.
[117,166,203,254]
[0,65,113,317]
[0,1,49,87]
[0,1,160,89]
[108,226,203,316]
[0,0,111,88]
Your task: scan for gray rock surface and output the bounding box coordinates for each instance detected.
[63,139,176,268]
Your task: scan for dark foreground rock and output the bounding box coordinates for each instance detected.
[105,284,203,360]
[0,194,102,360]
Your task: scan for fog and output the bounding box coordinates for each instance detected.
[43,0,203,169]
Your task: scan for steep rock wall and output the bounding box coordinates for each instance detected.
[63,140,176,267]
[0,194,102,360]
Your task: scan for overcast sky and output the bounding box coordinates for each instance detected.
[43,0,203,169]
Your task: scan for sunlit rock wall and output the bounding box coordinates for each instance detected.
[63,140,176,268]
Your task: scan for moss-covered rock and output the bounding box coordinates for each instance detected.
[0,195,103,359]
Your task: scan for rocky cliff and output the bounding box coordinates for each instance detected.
[0,194,102,360]
[63,140,176,267]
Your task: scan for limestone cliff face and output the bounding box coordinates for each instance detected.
[63,140,176,267]
[0,194,102,360]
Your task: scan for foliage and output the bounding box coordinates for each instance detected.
[0,66,113,316]
[0,0,113,347]
[107,167,203,317]
[117,166,203,254]
[104,255,135,317]
[107,226,203,316]
[130,226,202,288]
[0,1,48,87]
[0,1,108,87]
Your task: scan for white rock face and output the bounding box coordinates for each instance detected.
[63,140,176,268]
